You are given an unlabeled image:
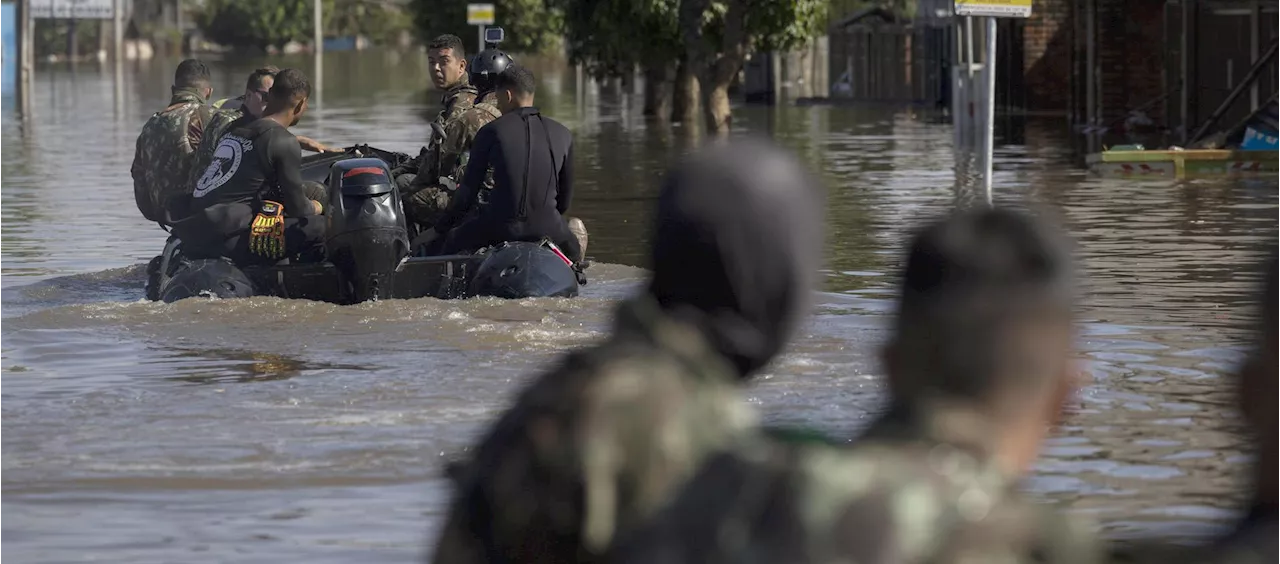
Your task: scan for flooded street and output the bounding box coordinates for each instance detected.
[3,52,1277,562]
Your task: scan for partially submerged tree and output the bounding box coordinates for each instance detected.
[197,0,332,51]
[680,0,826,133]
[557,0,681,118]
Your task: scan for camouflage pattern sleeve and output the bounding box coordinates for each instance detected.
[431,303,754,564]
[613,436,1104,564]
[131,128,153,216]
[433,106,496,183]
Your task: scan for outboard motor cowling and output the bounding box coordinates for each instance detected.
[324,158,410,302]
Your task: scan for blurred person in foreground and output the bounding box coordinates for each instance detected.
[612,207,1102,564]
[429,138,826,564]
[1182,246,1280,562]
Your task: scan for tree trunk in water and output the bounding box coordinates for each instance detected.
[66,19,78,61]
[98,20,109,59]
[671,60,700,123]
[702,79,733,134]
[681,0,749,135]
[642,62,674,118]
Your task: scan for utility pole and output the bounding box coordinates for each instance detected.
[18,0,32,121]
[314,0,323,109]
[113,0,123,120]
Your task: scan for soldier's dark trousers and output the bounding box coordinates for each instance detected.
[176,201,328,267]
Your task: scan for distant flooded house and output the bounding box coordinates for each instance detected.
[826,0,1278,145]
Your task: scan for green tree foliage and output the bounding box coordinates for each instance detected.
[745,0,827,52]
[409,0,563,55]
[329,0,413,46]
[681,0,827,131]
[556,0,680,79]
[197,0,332,51]
[33,19,101,58]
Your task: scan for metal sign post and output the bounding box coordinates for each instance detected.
[314,0,323,110]
[952,0,1030,205]
[18,0,32,122]
[467,3,495,54]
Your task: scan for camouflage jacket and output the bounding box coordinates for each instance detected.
[131,87,214,223]
[612,400,1103,564]
[415,83,500,192]
[430,296,757,564]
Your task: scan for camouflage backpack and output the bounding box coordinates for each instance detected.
[131,99,214,224]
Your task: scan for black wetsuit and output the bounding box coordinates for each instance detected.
[174,118,327,265]
[431,106,581,261]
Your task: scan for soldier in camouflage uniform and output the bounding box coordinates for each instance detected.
[429,139,826,564]
[613,207,1105,564]
[131,59,215,225]
[392,34,502,231]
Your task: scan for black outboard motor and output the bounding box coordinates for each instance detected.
[468,241,580,299]
[325,158,410,302]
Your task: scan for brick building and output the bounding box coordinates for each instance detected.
[1023,0,1276,139]
[832,0,1278,141]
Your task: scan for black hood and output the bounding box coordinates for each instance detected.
[647,137,826,378]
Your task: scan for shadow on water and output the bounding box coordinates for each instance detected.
[158,348,370,386]
[0,51,1276,562]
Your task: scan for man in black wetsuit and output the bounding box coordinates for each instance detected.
[175,68,328,266]
[423,63,583,262]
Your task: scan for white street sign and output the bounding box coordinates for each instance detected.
[31,0,115,19]
[467,3,495,26]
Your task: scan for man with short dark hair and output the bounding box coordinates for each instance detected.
[191,66,333,195]
[214,66,279,117]
[393,33,502,231]
[175,69,328,266]
[613,207,1102,563]
[425,63,582,261]
[131,58,216,225]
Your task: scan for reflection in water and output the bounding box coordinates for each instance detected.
[159,348,369,385]
[1,52,1276,562]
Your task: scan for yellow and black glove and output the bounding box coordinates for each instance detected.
[249,200,286,259]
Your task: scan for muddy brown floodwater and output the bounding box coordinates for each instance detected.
[2,51,1276,563]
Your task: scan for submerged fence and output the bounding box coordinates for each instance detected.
[828,18,1025,112]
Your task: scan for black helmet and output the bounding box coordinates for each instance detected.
[470,49,513,93]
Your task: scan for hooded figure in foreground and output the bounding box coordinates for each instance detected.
[429,138,826,564]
